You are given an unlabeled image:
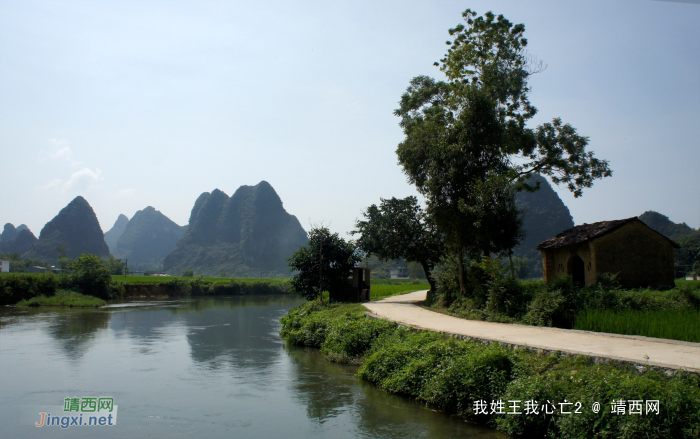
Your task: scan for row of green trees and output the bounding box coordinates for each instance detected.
[289,9,611,302]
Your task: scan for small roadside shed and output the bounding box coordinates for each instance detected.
[537,217,679,289]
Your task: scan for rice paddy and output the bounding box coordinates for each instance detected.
[574,308,700,343]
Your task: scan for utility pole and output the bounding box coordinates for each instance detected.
[319,233,323,301]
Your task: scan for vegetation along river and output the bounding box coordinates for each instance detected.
[0,295,504,438]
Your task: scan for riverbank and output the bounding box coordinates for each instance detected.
[0,273,290,305]
[280,299,700,438]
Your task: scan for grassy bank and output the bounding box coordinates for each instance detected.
[111,275,289,285]
[280,300,700,438]
[1,273,290,305]
[17,290,105,307]
[574,309,700,342]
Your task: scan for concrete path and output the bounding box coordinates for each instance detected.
[363,290,700,373]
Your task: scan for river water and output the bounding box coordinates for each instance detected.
[0,295,503,438]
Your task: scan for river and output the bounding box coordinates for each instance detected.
[0,295,503,438]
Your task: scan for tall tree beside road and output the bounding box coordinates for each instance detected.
[395,9,612,295]
[353,196,444,295]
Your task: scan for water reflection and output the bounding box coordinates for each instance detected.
[286,347,356,422]
[0,296,505,438]
[47,309,112,361]
[182,296,294,372]
[285,346,506,438]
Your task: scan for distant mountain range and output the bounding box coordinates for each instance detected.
[163,181,307,277]
[111,207,186,266]
[104,214,129,253]
[4,178,695,279]
[0,223,37,254]
[638,211,696,241]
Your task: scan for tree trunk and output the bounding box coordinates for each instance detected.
[508,251,515,280]
[421,261,436,302]
[457,248,466,298]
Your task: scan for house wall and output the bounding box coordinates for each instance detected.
[541,222,675,288]
[541,242,596,286]
[591,222,675,288]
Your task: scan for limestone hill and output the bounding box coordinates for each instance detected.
[112,207,186,266]
[639,211,696,241]
[0,224,37,255]
[513,175,575,277]
[104,214,129,253]
[163,181,307,277]
[23,196,109,262]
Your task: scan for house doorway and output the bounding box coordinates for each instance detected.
[568,255,585,286]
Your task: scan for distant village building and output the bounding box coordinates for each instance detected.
[537,217,678,289]
[390,267,410,280]
[329,267,371,302]
[25,266,47,273]
[0,260,10,273]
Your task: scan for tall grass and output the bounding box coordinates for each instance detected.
[574,309,700,343]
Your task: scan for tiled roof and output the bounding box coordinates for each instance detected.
[537,217,680,250]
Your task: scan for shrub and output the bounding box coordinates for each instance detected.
[0,273,60,305]
[321,318,396,363]
[418,342,513,416]
[70,254,113,299]
[280,302,700,437]
[182,270,194,277]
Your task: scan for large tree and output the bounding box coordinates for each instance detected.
[395,9,612,295]
[288,227,360,301]
[353,196,444,294]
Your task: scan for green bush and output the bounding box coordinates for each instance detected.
[358,328,445,395]
[70,254,113,299]
[280,302,700,437]
[419,342,513,415]
[321,318,396,363]
[17,289,106,307]
[497,358,700,439]
[0,273,62,305]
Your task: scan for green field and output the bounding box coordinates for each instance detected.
[574,308,700,343]
[370,283,429,300]
[675,278,700,289]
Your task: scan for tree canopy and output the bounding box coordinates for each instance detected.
[288,227,360,301]
[395,9,612,295]
[353,196,444,293]
[70,254,112,299]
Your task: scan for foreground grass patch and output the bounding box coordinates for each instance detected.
[281,300,700,438]
[574,309,700,342]
[17,290,105,307]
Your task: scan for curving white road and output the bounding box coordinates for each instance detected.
[363,290,700,373]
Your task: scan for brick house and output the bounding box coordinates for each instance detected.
[537,217,678,289]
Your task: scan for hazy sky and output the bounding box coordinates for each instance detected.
[1,0,699,239]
